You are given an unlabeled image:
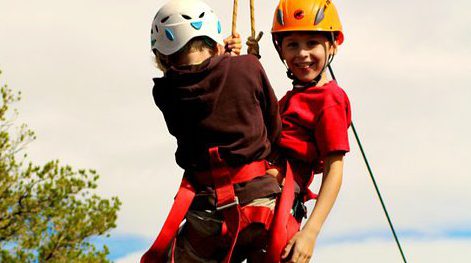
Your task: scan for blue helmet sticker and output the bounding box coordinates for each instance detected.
[217,20,222,33]
[165,28,175,41]
[191,21,203,30]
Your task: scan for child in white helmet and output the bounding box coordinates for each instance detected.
[248,0,352,262]
[141,0,283,262]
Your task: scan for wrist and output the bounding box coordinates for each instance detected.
[302,223,321,237]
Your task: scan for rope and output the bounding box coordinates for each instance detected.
[328,65,408,263]
[231,0,238,36]
[231,0,256,37]
[250,0,255,38]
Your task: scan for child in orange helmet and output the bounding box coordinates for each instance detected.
[249,0,352,262]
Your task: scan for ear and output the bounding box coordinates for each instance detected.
[330,41,339,56]
[216,44,225,55]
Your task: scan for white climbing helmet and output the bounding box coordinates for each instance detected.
[151,0,224,55]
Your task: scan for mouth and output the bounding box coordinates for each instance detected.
[294,61,314,69]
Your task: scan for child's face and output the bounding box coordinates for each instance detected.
[280,32,335,83]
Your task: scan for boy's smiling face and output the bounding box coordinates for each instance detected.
[280,32,336,84]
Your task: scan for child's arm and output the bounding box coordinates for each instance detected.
[282,153,344,263]
[224,33,242,56]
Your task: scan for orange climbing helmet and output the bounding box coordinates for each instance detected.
[271,0,344,45]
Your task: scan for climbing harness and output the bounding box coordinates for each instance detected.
[328,65,408,263]
[140,147,299,263]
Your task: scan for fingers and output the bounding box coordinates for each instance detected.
[282,239,295,259]
[227,41,242,55]
[287,250,309,263]
[224,33,242,56]
[287,246,300,263]
[282,239,313,263]
[224,32,241,44]
[225,39,242,48]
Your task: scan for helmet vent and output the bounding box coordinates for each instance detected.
[181,14,192,20]
[277,9,284,25]
[161,16,170,23]
[154,25,159,33]
[314,6,326,25]
[199,12,205,18]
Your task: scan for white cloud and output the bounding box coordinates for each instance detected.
[315,238,471,263]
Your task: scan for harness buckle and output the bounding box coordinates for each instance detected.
[216,196,239,211]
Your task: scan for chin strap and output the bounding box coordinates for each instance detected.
[290,71,322,90]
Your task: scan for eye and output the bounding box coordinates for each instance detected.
[307,40,320,46]
[286,42,298,49]
[161,16,170,23]
[199,12,205,18]
[181,14,192,20]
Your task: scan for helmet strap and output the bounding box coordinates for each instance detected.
[292,73,322,90]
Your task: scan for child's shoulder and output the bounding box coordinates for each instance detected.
[223,54,263,69]
[319,81,348,98]
[304,81,349,107]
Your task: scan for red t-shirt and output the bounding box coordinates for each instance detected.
[278,80,351,183]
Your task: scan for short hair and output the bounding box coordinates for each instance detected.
[153,36,217,72]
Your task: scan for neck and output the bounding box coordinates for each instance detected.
[177,48,213,66]
[316,72,330,87]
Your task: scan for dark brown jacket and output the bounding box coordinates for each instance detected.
[153,54,281,171]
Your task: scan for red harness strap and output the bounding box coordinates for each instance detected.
[140,178,195,263]
[265,161,298,263]
[141,147,267,263]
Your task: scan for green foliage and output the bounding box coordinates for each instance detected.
[0,70,121,262]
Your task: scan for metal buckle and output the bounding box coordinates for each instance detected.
[216,197,239,211]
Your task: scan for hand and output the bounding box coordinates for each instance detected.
[282,229,317,263]
[224,32,242,56]
[266,167,284,185]
[246,31,263,58]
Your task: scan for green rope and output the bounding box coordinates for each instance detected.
[351,123,408,263]
[328,65,408,263]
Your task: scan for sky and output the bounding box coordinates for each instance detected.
[1,0,470,262]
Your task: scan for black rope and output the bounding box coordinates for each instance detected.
[328,65,408,263]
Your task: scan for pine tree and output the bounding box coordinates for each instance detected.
[0,70,121,262]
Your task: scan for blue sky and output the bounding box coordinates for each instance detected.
[1,0,470,262]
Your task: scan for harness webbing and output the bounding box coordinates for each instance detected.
[328,65,408,263]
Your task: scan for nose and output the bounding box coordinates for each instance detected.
[297,48,309,58]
